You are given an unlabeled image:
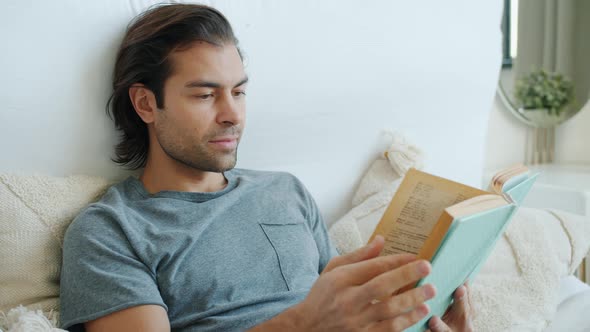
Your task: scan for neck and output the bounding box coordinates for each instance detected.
[139,151,228,194]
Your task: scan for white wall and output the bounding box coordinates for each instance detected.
[483,95,527,172]
[484,93,590,174]
[555,103,590,163]
[0,1,503,225]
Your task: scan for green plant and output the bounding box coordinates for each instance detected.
[514,69,574,116]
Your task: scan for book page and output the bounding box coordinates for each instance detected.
[489,164,528,194]
[370,168,489,255]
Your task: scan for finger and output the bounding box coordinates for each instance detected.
[454,284,471,316]
[428,315,452,332]
[454,284,467,300]
[359,259,431,302]
[361,283,436,324]
[462,282,473,318]
[441,284,468,320]
[439,285,470,330]
[322,235,385,273]
[331,253,418,287]
[369,303,430,332]
[463,279,473,317]
[345,253,418,285]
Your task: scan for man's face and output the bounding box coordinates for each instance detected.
[153,41,247,173]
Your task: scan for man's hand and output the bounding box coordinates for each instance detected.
[426,282,473,332]
[289,236,437,331]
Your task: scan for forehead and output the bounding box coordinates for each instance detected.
[167,42,245,85]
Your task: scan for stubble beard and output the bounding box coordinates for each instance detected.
[156,128,241,173]
[168,144,238,173]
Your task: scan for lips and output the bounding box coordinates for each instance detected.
[209,136,238,149]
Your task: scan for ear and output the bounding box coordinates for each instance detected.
[129,84,158,124]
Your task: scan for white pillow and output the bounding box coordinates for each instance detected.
[328,157,590,331]
[0,305,65,332]
[0,174,110,317]
[330,133,423,253]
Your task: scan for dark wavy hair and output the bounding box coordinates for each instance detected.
[106,3,240,169]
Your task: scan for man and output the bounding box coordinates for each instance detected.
[60,4,472,331]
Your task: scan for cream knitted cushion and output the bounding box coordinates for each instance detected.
[0,174,110,316]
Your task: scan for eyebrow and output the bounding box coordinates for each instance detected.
[184,76,249,89]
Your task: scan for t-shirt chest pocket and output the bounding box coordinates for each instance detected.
[259,221,320,291]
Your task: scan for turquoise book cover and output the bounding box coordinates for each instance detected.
[405,173,538,331]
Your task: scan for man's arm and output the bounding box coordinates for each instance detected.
[60,208,169,330]
[248,236,436,332]
[84,305,170,332]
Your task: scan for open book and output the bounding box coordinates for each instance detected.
[368,164,538,331]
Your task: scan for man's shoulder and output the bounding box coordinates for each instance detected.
[64,177,136,240]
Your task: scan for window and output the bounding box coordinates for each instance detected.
[502,0,519,68]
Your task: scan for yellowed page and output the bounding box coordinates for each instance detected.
[369,168,489,255]
[489,164,528,194]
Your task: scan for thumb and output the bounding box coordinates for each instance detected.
[452,284,472,319]
[427,316,452,332]
[323,235,385,273]
[440,284,471,330]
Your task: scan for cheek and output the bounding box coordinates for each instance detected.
[175,105,218,140]
[163,100,205,128]
[235,101,247,123]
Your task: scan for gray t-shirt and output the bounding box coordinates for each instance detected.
[59,169,338,331]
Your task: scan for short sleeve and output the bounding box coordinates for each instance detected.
[306,195,340,272]
[59,206,167,331]
[291,175,340,272]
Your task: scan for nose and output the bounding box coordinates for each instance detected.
[216,92,244,126]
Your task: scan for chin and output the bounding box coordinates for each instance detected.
[218,161,237,172]
[207,157,237,173]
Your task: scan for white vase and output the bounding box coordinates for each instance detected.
[519,108,568,128]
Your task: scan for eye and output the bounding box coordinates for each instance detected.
[196,94,214,100]
[233,91,246,97]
